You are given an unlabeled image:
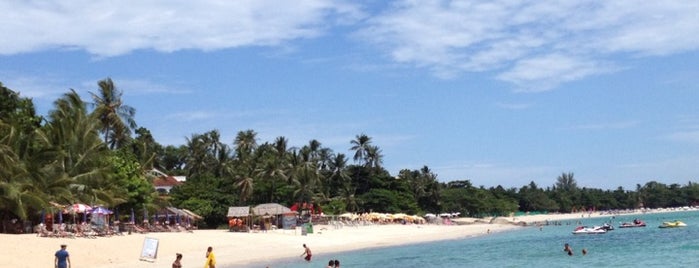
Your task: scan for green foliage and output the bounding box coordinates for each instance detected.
[4,79,699,232]
[109,150,155,210]
[359,189,420,214]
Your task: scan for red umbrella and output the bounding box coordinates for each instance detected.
[68,204,92,213]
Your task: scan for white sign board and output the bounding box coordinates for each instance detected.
[139,237,159,262]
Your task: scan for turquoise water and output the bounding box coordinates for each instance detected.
[248,210,699,267]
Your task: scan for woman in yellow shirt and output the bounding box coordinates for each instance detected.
[204,246,216,268]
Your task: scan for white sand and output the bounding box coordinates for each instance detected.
[2,208,690,268]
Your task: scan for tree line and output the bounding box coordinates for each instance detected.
[1,79,698,231]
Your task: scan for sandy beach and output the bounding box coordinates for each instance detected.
[2,209,688,268]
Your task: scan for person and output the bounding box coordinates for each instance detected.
[327,260,335,268]
[54,244,71,268]
[563,243,573,256]
[300,244,312,262]
[582,248,587,255]
[172,253,182,268]
[334,259,340,267]
[204,246,216,268]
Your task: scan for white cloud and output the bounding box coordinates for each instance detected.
[497,54,617,92]
[0,74,72,101]
[569,120,640,130]
[3,1,698,91]
[0,0,363,57]
[665,130,699,144]
[495,102,532,110]
[357,0,699,91]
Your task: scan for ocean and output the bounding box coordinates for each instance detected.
[248,210,699,268]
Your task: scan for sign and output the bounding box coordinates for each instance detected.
[282,213,297,229]
[139,237,159,262]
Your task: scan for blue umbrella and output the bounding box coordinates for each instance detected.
[90,206,113,214]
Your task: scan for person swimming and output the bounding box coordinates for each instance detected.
[564,243,573,256]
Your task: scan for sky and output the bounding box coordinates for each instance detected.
[1,0,698,190]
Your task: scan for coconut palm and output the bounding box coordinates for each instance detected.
[90,78,136,149]
[234,129,257,161]
[37,90,118,206]
[327,153,351,198]
[0,123,43,223]
[350,133,372,165]
[287,148,319,203]
[365,145,383,169]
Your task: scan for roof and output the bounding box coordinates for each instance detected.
[252,203,291,215]
[180,208,203,220]
[153,175,182,187]
[227,206,250,217]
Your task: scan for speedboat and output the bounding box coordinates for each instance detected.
[659,220,687,228]
[572,226,607,234]
[619,219,646,228]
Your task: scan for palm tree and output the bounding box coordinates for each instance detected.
[234,129,258,161]
[350,134,372,165]
[184,133,213,178]
[0,122,44,224]
[365,145,383,169]
[235,175,254,203]
[327,153,351,198]
[90,78,136,149]
[555,172,578,192]
[38,90,118,206]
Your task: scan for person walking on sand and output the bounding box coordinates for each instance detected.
[204,246,216,268]
[172,253,182,268]
[300,244,312,262]
[55,244,71,268]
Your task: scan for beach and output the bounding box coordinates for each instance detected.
[1,209,688,268]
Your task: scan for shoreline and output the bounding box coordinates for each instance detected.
[3,208,696,268]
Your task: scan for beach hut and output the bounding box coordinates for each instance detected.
[252,203,292,230]
[226,206,251,232]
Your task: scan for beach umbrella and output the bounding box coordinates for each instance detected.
[90,206,113,214]
[69,203,92,213]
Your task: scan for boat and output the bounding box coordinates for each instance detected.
[598,223,614,231]
[658,220,687,228]
[619,219,646,228]
[572,226,607,234]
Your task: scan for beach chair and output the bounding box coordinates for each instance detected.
[79,224,98,238]
[55,224,76,239]
[35,224,56,237]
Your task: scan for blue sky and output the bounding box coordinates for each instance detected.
[1,1,698,190]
